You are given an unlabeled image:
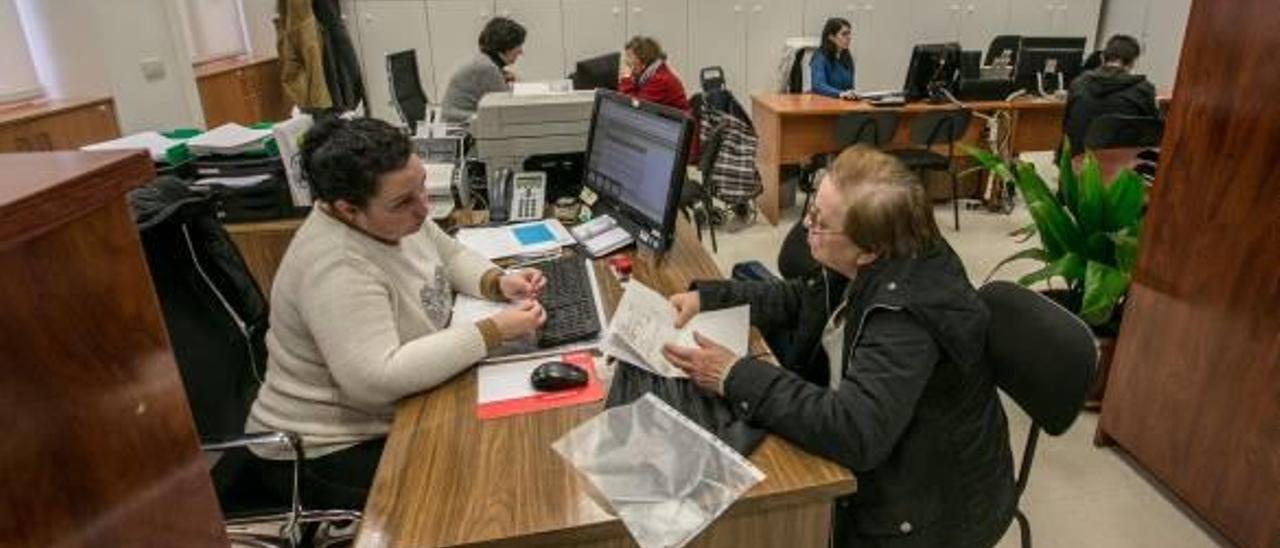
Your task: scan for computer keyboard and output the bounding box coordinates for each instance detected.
[530,256,601,348]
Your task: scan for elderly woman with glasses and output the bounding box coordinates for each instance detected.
[663,145,1016,547]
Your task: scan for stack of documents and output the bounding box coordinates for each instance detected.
[186,123,273,156]
[81,131,181,162]
[456,219,575,260]
[570,214,632,257]
[602,281,749,378]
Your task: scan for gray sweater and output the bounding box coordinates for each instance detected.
[441,53,510,123]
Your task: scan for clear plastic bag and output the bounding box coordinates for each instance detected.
[552,393,765,548]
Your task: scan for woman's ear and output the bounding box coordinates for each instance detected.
[332,199,362,224]
[855,250,880,268]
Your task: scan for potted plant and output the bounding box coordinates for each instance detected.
[968,143,1147,409]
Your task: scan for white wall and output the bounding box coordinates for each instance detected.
[15,0,111,99]
[240,0,279,57]
[1096,0,1190,90]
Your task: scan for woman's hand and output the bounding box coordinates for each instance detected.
[489,300,546,341]
[502,67,516,83]
[500,269,546,301]
[668,291,701,328]
[662,332,737,396]
[838,90,857,100]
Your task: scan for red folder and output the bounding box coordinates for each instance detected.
[476,351,605,420]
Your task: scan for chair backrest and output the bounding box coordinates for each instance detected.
[979,281,1097,435]
[961,50,983,80]
[834,112,899,148]
[985,35,1022,67]
[786,46,817,93]
[908,108,972,147]
[1084,114,1164,150]
[386,49,428,130]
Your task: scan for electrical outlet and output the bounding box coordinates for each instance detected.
[140,58,166,81]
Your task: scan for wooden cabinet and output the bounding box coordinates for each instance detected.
[0,151,227,546]
[0,98,121,153]
[195,56,289,127]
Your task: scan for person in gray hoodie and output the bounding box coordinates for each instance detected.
[1062,34,1161,155]
[441,17,526,123]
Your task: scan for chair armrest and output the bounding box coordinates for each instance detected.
[202,431,301,457]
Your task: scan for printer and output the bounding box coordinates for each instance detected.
[471,90,596,174]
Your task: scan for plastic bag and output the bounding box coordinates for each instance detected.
[552,393,765,548]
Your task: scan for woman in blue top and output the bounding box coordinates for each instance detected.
[810,17,856,99]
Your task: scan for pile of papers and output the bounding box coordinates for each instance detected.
[81,131,181,162]
[456,219,575,260]
[602,281,749,378]
[186,123,273,156]
[570,214,632,257]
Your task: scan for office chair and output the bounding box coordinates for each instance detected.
[800,112,901,213]
[978,281,1098,548]
[961,50,983,80]
[886,108,972,231]
[1084,114,1164,150]
[132,178,359,547]
[386,49,429,133]
[985,35,1022,67]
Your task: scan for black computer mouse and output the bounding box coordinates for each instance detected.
[530,361,589,392]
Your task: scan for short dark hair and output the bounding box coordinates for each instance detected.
[820,17,853,65]
[625,36,667,67]
[479,17,526,56]
[300,117,412,207]
[1103,35,1142,66]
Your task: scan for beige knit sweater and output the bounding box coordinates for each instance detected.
[247,209,499,459]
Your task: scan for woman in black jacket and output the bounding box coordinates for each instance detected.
[663,146,1015,547]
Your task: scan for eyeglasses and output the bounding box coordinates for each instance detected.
[803,206,844,237]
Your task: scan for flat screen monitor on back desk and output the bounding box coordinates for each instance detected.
[1014,37,1087,96]
[583,90,693,252]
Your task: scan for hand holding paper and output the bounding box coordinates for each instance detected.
[602,281,748,378]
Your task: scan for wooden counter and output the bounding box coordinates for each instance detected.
[195,55,289,127]
[0,97,120,153]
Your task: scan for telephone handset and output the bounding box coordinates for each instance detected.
[510,171,547,222]
[487,168,513,223]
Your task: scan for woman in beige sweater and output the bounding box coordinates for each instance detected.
[247,117,545,510]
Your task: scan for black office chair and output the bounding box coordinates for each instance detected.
[386,49,429,133]
[886,108,972,231]
[961,50,983,80]
[131,178,359,547]
[979,281,1098,548]
[1084,114,1164,150]
[800,112,900,213]
[985,35,1022,67]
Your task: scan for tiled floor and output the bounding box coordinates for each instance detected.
[699,174,1235,547]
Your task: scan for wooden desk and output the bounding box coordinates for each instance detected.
[225,217,304,296]
[0,97,121,153]
[751,93,1068,224]
[195,55,289,127]
[356,219,856,547]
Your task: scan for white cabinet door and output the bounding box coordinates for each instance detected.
[690,0,746,92]
[804,0,858,37]
[957,0,1009,51]
[627,0,691,80]
[562,0,626,70]
[1059,0,1101,49]
[496,0,566,81]
[1008,0,1056,36]
[1139,0,1190,90]
[355,1,436,121]
[854,1,915,90]
[428,0,496,99]
[912,0,960,43]
[745,0,803,94]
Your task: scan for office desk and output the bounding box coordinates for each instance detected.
[356,217,856,547]
[751,93,1068,224]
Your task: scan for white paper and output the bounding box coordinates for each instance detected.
[82,131,179,161]
[571,214,633,257]
[187,123,272,154]
[194,174,272,188]
[456,219,575,260]
[273,114,314,206]
[604,281,750,377]
[512,79,573,96]
[477,358,547,403]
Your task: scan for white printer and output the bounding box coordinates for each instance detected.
[471,90,597,174]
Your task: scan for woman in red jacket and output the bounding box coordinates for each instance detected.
[618,36,691,113]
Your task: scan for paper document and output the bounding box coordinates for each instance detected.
[602,281,749,377]
[273,114,314,206]
[193,174,272,188]
[477,357,548,404]
[512,80,574,96]
[82,131,180,162]
[187,123,273,155]
[571,214,633,257]
[456,219,575,260]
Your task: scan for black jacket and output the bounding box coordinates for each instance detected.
[1062,66,1160,153]
[697,244,1015,547]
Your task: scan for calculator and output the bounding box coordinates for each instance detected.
[510,171,547,222]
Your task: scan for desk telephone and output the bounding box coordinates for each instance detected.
[489,169,546,222]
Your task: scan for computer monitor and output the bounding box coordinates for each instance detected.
[386,50,428,131]
[572,52,620,91]
[903,43,962,101]
[1014,37,1087,95]
[582,90,693,252]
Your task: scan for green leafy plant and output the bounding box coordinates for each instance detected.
[969,142,1146,328]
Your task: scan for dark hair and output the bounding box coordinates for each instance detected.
[300,117,413,207]
[478,17,527,56]
[625,36,667,67]
[1103,34,1142,66]
[820,17,854,67]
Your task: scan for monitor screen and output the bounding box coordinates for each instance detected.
[903,43,961,101]
[573,52,620,91]
[1014,37,1087,94]
[582,91,691,248]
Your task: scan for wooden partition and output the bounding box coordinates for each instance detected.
[1097,0,1280,546]
[0,152,227,546]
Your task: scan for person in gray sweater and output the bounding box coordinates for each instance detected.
[441,16,526,123]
